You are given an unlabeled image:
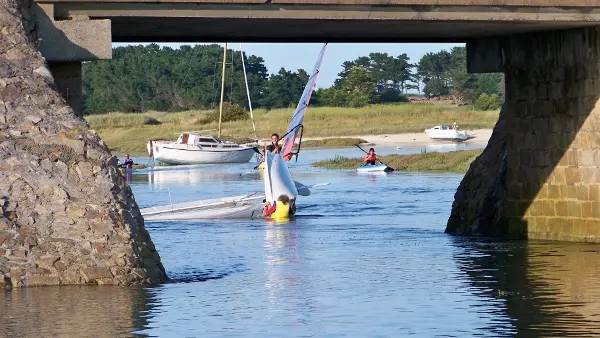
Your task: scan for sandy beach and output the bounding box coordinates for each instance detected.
[301,129,493,146]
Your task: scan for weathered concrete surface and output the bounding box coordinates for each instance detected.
[47,62,83,117]
[0,0,167,286]
[33,3,112,62]
[447,27,600,242]
[39,0,600,42]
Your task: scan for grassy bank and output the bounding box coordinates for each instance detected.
[85,104,499,152]
[301,138,369,148]
[312,149,483,173]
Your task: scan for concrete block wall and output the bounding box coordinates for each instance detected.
[448,27,600,242]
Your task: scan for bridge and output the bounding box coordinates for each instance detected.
[1,0,600,286]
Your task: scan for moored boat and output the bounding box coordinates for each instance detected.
[147,42,259,166]
[148,133,257,165]
[424,125,469,141]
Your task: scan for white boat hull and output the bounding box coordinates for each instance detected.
[152,142,257,165]
[425,129,469,141]
[141,194,265,221]
[356,164,389,173]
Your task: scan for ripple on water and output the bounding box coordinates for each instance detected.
[4,148,600,337]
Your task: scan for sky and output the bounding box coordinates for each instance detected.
[112,43,464,89]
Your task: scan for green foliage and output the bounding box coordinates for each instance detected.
[474,93,503,111]
[143,116,161,125]
[82,44,506,115]
[207,102,249,123]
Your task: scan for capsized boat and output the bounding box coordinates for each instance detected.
[424,125,469,141]
[140,193,266,221]
[356,163,391,173]
[149,133,258,165]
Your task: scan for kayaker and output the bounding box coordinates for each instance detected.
[263,195,296,219]
[364,148,377,166]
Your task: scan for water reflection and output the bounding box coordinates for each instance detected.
[1,286,153,337]
[263,223,318,331]
[453,238,600,337]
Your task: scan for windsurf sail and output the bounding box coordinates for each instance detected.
[280,43,328,160]
[263,152,298,203]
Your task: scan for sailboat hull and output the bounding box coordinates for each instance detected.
[141,194,266,221]
[153,142,256,165]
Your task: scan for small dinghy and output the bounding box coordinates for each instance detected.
[356,163,392,173]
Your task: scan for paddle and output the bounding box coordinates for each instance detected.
[355,144,395,172]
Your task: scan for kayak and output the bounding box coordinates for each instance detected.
[356,164,391,173]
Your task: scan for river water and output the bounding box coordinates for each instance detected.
[3,143,600,337]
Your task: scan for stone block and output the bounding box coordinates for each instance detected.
[581,201,593,218]
[567,201,582,218]
[560,185,577,200]
[555,201,569,217]
[589,185,600,201]
[576,185,589,201]
[26,274,60,286]
[592,203,600,219]
[551,167,566,185]
[564,168,581,184]
[586,220,600,237]
[80,267,114,282]
[579,168,596,184]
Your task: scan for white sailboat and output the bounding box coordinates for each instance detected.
[140,43,329,221]
[147,43,259,165]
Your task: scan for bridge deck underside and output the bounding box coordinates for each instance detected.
[44,2,600,42]
[107,17,598,42]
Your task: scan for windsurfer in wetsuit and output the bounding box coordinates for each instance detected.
[260,133,292,162]
[266,133,282,154]
[364,148,377,166]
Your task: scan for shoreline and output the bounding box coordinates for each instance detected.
[116,129,494,156]
[298,129,493,147]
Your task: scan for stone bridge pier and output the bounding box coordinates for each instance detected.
[447,27,600,242]
[0,0,166,287]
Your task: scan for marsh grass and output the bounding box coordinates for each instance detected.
[312,149,483,173]
[301,138,369,148]
[85,104,498,152]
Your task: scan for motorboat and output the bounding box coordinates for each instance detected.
[424,125,469,141]
[148,133,257,165]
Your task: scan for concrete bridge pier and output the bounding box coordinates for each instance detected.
[47,62,82,116]
[447,27,600,242]
[31,2,111,116]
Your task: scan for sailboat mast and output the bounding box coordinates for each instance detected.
[217,42,228,139]
[240,43,258,142]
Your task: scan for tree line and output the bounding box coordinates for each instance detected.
[82,43,504,114]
